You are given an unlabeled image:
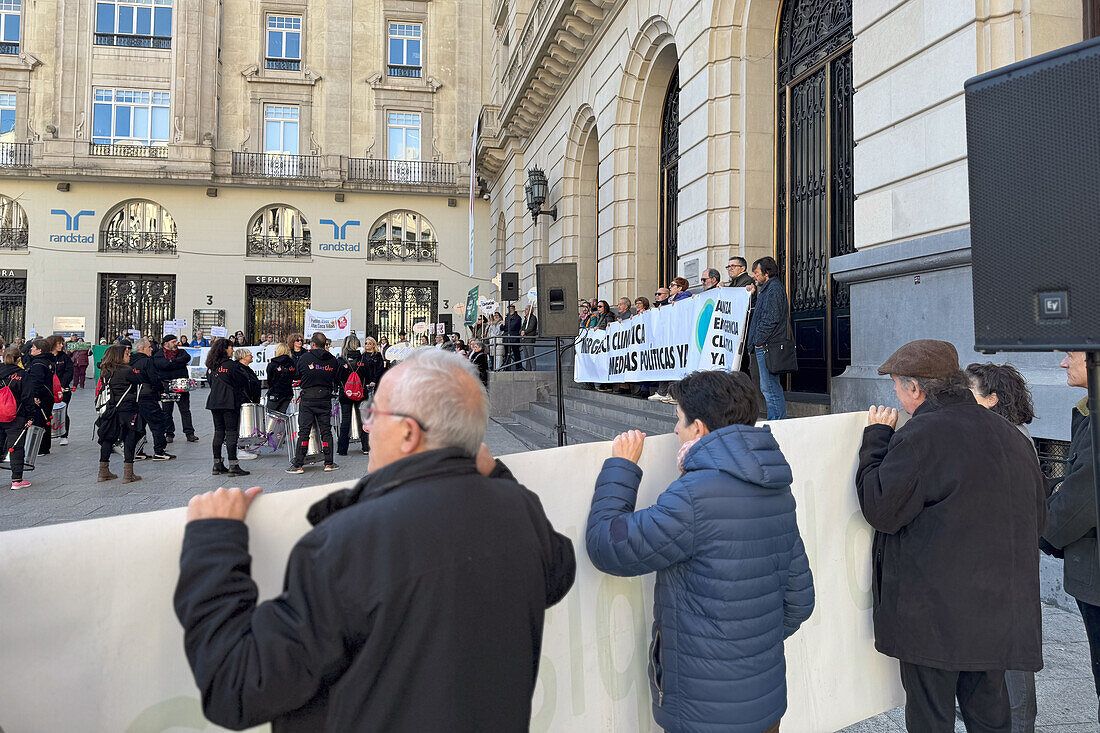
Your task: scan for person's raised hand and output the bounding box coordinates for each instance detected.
[867,405,898,429]
[745,283,755,294]
[186,486,263,523]
[612,430,646,464]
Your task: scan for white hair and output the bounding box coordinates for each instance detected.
[386,348,488,456]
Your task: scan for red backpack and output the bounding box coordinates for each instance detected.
[343,371,364,401]
[0,378,16,423]
[52,375,64,403]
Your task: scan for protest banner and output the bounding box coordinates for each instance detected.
[575,289,750,383]
[305,309,351,341]
[210,326,228,338]
[0,413,901,732]
[465,286,479,328]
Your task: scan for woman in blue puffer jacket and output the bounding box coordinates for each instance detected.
[586,369,815,733]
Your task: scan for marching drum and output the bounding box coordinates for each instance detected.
[237,403,267,449]
[51,402,68,439]
[166,378,197,394]
[252,410,289,456]
[1,425,46,471]
[286,412,324,465]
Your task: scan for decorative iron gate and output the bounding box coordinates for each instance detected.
[659,70,680,289]
[365,279,438,344]
[246,284,309,344]
[0,274,26,343]
[98,273,176,341]
[192,309,226,337]
[776,0,854,394]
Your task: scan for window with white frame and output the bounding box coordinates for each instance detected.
[0,0,20,54]
[387,23,422,78]
[264,105,300,155]
[0,93,14,138]
[92,89,170,146]
[95,0,173,49]
[266,16,301,71]
[387,112,420,161]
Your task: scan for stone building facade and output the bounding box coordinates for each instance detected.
[0,0,493,344]
[476,0,1095,441]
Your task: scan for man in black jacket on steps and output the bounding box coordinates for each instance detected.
[287,332,340,473]
[174,348,576,732]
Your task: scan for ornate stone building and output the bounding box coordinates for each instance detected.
[476,0,1094,440]
[0,0,492,343]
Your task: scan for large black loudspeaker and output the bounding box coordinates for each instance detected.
[965,36,1100,352]
[536,263,579,338]
[500,272,520,301]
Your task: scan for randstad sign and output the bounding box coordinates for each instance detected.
[317,218,361,253]
[50,209,95,244]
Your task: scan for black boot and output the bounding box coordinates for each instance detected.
[212,460,229,475]
[227,462,250,477]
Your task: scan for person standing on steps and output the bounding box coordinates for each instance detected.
[265,342,297,414]
[0,345,30,490]
[131,338,175,461]
[287,332,340,474]
[155,333,199,443]
[204,338,251,478]
[95,344,144,484]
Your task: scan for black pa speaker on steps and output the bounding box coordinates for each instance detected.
[500,272,520,301]
[536,263,579,338]
[965,36,1100,352]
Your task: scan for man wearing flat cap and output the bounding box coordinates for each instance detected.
[856,339,1046,732]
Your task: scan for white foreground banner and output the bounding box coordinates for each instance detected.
[0,413,902,732]
[304,309,352,340]
[575,289,750,383]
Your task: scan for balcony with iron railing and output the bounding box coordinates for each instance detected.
[265,58,301,71]
[367,237,438,263]
[0,227,28,250]
[99,230,178,255]
[387,65,422,78]
[348,158,456,186]
[90,142,169,159]
[0,142,32,169]
[232,152,322,179]
[246,235,311,259]
[94,34,171,49]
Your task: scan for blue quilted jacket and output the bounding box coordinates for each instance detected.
[586,425,815,733]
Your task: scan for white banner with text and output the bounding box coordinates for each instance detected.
[304,309,352,341]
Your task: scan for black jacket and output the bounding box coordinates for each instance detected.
[0,363,26,421]
[102,364,141,413]
[22,353,54,423]
[1043,398,1099,605]
[296,349,339,402]
[504,312,522,337]
[729,272,753,288]
[746,277,788,348]
[290,347,307,370]
[205,359,253,412]
[358,351,386,388]
[856,392,1046,671]
[265,354,297,401]
[336,350,363,403]
[243,366,262,404]
[470,350,490,386]
[175,448,576,732]
[153,347,191,381]
[129,352,162,403]
[53,350,74,388]
[521,312,538,337]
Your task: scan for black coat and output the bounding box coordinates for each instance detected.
[53,350,74,388]
[21,354,54,425]
[265,354,297,401]
[0,363,26,421]
[128,352,162,403]
[296,349,339,402]
[856,392,1046,671]
[243,366,262,404]
[153,347,191,381]
[728,272,753,288]
[290,347,307,371]
[1043,398,1099,605]
[96,363,145,442]
[205,359,252,412]
[504,312,522,338]
[470,350,490,386]
[174,448,576,732]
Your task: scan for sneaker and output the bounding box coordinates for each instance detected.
[237,450,258,460]
[152,452,176,461]
[134,452,150,461]
[663,395,678,404]
[324,463,340,472]
[285,465,305,474]
[186,434,199,443]
[59,438,69,446]
[165,435,174,444]
[647,393,665,401]
[10,480,30,490]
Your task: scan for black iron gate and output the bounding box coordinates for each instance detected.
[98,273,176,341]
[776,0,854,395]
[0,274,26,343]
[246,284,309,344]
[659,70,680,289]
[366,279,438,344]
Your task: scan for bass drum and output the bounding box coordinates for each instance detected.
[237,403,267,449]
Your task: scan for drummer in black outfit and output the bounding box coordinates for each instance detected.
[45,335,74,447]
[286,332,339,474]
[131,338,174,461]
[22,339,55,457]
[154,333,198,442]
[265,342,296,413]
[204,338,252,478]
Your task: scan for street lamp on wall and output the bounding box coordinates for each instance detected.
[524,166,557,223]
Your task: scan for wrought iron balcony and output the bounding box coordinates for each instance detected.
[0,142,32,168]
[99,230,178,255]
[0,227,28,251]
[247,235,311,259]
[367,237,438,263]
[387,65,422,78]
[265,58,301,71]
[94,34,171,49]
[347,158,456,186]
[232,152,321,179]
[89,142,169,159]
[0,42,18,55]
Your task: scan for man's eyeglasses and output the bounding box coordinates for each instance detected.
[362,396,429,432]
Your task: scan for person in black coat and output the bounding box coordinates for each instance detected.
[205,338,251,478]
[153,333,198,442]
[131,338,174,461]
[265,343,296,413]
[21,339,55,457]
[0,345,29,489]
[45,335,74,446]
[95,344,145,484]
[857,340,1046,731]
[503,304,523,370]
[287,333,339,472]
[469,338,490,387]
[287,333,307,370]
[335,337,364,458]
[174,348,576,732]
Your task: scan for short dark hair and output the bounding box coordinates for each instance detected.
[752,256,779,278]
[965,362,1035,426]
[728,256,747,268]
[311,332,327,348]
[30,337,49,353]
[903,370,972,408]
[670,370,760,430]
[705,268,722,282]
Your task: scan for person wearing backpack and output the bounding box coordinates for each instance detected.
[336,336,365,457]
[0,345,30,489]
[95,344,145,483]
[287,332,340,473]
[22,338,55,458]
[205,338,252,478]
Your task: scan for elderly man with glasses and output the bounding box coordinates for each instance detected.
[175,348,576,732]
[653,286,671,309]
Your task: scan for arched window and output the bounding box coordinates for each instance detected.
[658,70,679,289]
[247,204,310,258]
[0,195,28,251]
[100,199,177,254]
[367,210,437,262]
